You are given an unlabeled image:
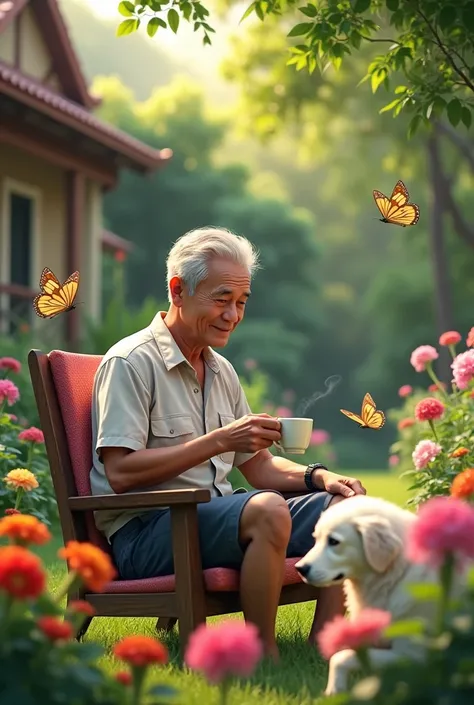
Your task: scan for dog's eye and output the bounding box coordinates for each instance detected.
[328,536,340,547]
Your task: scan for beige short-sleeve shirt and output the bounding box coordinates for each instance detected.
[90,311,257,540]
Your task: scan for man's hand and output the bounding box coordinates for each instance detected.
[216,413,281,454]
[316,470,367,498]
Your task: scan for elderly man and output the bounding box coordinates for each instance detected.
[90,226,366,660]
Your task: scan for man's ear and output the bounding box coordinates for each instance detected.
[169,276,184,307]
[354,516,403,573]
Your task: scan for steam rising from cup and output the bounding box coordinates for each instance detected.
[295,375,343,416]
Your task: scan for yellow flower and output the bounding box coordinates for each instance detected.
[4,469,38,492]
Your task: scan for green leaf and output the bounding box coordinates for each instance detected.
[462,3,474,31]
[461,107,472,129]
[147,17,161,36]
[118,1,135,16]
[299,5,317,17]
[386,0,398,10]
[287,22,313,37]
[406,582,441,601]
[379,98,401,114]
[447,98,462,126]
[349,30,362,48]
[407,114,422,138]
[384,618,425,638]
[438,4,457,30]
[116,18,139,35]
[167,8,179,33]
[353,0,371,13]
[182,2,192,20]
[371,69,387,93]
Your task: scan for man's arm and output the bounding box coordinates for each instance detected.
[238,450,366,497]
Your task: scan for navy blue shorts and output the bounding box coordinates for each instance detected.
[110,489,333,580]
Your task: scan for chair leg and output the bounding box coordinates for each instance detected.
[75,616,93,641]
[155,617,178,633]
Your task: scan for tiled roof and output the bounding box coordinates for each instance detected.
[0,61,172,172]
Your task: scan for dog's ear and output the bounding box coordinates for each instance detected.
[354,516,403,573]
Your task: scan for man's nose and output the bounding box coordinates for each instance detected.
[222,305,239,322]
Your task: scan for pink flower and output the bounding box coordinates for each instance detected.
[0,379,20,407]
[6,414,17,422]
[18,427,44,444]
[412,439,442,470]
[451,350,474,390]
[0,357,21,374]
[389,454,399,467]
[244,359,257,371]
[185,620,263,684]
[275,406,293,418]
[466,328,474,348]
[406,496,474,569]
[317,609,391,660]
[439,331,461,346]
[410,345,438,373]
[310,429,330,446]
[398,417,415,430]
[398,385,412,398]
[415,397,445,422]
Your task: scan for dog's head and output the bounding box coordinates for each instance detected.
[295,496,405,586]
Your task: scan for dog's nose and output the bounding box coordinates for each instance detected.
[295,562,310,577]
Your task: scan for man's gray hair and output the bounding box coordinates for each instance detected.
[166,226,260,301]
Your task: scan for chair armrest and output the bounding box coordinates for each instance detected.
[68,488,211,511]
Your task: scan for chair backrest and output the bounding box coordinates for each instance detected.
[28,349,108,551]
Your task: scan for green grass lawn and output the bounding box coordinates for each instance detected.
[42,471,410,704]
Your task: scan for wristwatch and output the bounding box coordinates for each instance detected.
[304,463,328,491]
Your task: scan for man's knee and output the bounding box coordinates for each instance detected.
[239,492,292,548]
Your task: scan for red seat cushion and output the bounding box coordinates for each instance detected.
[102,558,304,594]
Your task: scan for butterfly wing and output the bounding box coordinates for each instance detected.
[33,269,80,319]
[360,392,386,430]
[374,180,420,227]
[340,408,368,427]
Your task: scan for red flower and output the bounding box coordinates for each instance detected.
[115,671,133,686]
[37,616,73,642]
[428,382,446,392]
[0,545,45,598]
[439,331,461,346]
[18,427,44,444]
[67,599,96,617]
[398,385,412,398]
[398,417,415,430]
[0,357,21,374]
[114,635,168,667]
[4,508,21,516]
[415,397,445,422]
[114,250,127,263]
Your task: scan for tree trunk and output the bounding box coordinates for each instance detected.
[426,133,454,383]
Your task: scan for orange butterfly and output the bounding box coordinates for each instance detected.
[340,393,385,430]
[33,267,80,319]
[373,180,420,227]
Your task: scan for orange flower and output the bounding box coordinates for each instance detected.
[37,616,73,642]
[67,599,96,617]
[467,327,474,348]
[4,468,38,492]
[0,545,45,598]
[59,541,116,592]
[115,671,133,686]
[398,418,415,430]
[0,514,51,545]
[114,635,168,667]
[451,469,474,499]
[450,447,470,459]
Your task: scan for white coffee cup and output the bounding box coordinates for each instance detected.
[275,417,313,455]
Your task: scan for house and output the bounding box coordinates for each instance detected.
[0,0,172,346]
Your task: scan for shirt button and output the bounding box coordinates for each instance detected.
[170,429,174,434]
[194,388,199,393]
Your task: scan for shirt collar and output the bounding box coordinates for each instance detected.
[151,311,220,374]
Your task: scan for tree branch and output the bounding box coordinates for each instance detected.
[362,37,400,44]
[417,7,474,93]
[435,121,474,173]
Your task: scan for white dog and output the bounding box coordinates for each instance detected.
[295,495,455,696]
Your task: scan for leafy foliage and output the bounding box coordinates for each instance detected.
[116,0,474,134]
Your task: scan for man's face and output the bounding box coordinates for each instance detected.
[180,258,251,348]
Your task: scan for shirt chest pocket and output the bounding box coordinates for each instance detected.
[150,414,195,447]
[217,412,236,465]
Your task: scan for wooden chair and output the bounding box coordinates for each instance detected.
[28,348,319,653]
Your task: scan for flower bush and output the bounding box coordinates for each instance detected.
[387,330,474,508]
[0,513,176,705]
[0,357,57,524]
